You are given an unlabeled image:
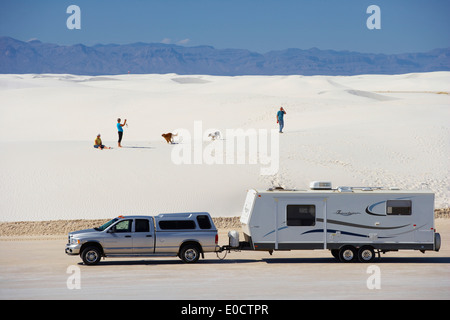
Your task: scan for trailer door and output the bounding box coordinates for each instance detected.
[275,198,326,250]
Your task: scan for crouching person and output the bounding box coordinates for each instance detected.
[94,134,111,150]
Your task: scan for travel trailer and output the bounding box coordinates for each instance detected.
[228,182,440,262]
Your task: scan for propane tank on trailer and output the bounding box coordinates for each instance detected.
[228,230,240,248]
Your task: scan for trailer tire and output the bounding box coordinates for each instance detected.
[339,246,357,263]
[358,246,375,263]
[331,249,340,261]
[179,244,201,263]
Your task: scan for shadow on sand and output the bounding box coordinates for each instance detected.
[122,145,154,149]
[77,256,450,266]
[77,258,257,267]
[262,256,450,264]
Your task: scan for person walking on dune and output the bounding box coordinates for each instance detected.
[276,107,286,133]
[117,118,127,147]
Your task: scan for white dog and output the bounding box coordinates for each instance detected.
[208,131,221,141]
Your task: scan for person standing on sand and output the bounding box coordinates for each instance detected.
[117,118,127,147]
[276,107,286,133]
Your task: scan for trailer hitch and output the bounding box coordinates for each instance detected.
[215,241,252,260]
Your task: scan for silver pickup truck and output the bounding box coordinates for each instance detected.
[65,212,219,265]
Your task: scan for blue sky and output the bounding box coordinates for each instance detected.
[1,0,449,54]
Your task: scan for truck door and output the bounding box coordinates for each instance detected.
[276,199,325,249]
[132,218,155,254]
[103,219,133,254]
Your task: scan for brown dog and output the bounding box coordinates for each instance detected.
[162,132,177,144]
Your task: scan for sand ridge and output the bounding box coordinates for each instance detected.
[0,217,242,238]
[1,211,449,238]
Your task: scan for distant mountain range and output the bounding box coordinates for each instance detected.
[1,36,449,76]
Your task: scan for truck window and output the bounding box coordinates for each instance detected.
[159,220,196,230]
[112,220,132,232]
[95,218,118,231]
[196,215,212,229]
[286,205,316,226]
[386,200,412,215]
[135,219,150,232]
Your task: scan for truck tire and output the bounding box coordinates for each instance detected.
[179,244,201,263]
[358,246,375,263]
[435,233,441,252]
[81,246,102,265]
[339,245,357,263]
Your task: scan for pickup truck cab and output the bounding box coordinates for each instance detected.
[65,212,218,265]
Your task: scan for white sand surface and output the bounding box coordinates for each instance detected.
[0,72,449,221]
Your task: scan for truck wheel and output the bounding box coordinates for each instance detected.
[81,246,102,265]
[339,246,357,263]
[179,244,200,263]
[358,246,375,263]
[435,232,441,252]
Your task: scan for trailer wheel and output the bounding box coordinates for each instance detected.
[339,246,357,263]
[358,246,375,263]
[179,244,200,263]
[331,249,340,261]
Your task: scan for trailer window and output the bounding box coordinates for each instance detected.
[159,220,196,230]
[287,205,316,226]
[386,200,412,215]
[196,215,212,229]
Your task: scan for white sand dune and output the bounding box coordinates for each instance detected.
[0,72,449,221]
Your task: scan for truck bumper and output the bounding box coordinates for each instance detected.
[65,243,81,255]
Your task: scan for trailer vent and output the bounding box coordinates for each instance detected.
[267,186,299,191]
[309,181,332,190]
[337,186,353,193]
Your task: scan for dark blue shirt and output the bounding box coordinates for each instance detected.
[277,110,285,121]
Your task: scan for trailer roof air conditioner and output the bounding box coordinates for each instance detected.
[310,181,332,190]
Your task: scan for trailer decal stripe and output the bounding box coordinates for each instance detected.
[301,229,369,238]
[262,219,409,239]
[301,229,391,239]
[263,226,288,238]
[317,218,410,230]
